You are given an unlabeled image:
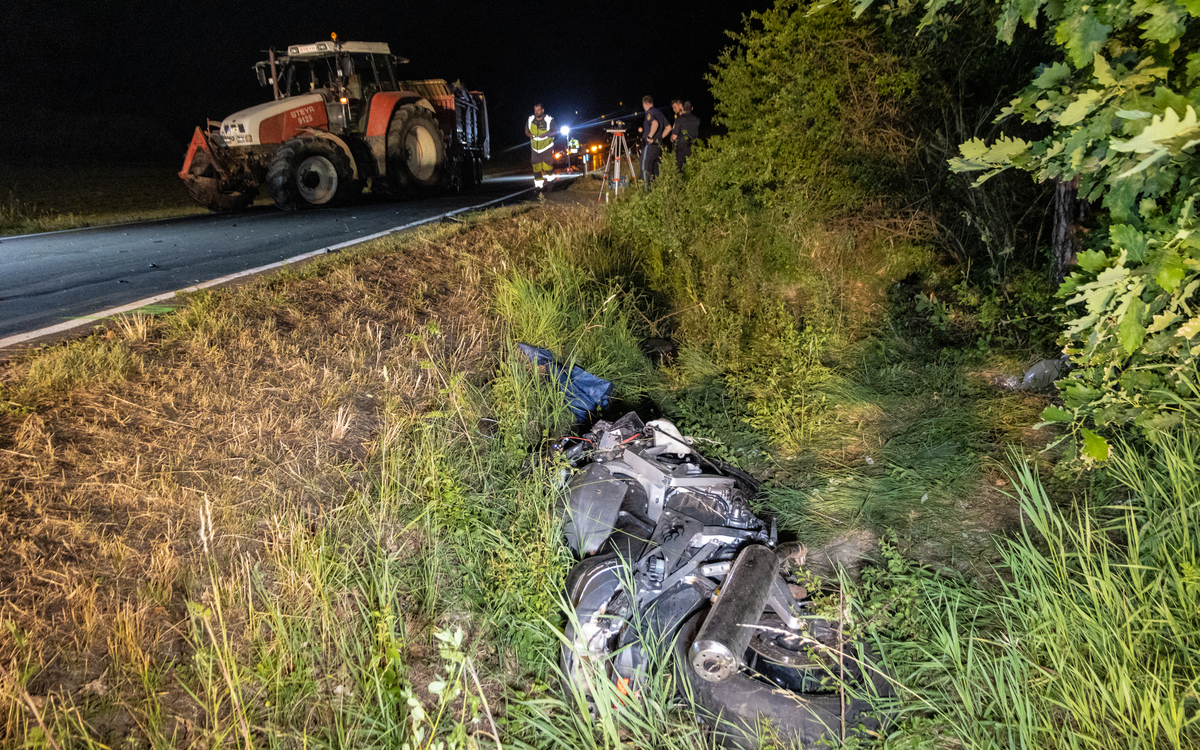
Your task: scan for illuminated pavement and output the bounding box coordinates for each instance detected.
[0,176,538,347]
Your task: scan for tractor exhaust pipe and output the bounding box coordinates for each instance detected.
[689,544,778,682]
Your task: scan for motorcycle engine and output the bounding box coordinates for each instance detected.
[558,413,790,699]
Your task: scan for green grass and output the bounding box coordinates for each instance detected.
[865,433,1200,749]
[493,252,657,405]
[18,336,145,402]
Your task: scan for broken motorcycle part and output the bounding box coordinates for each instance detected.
[557,412,892,747]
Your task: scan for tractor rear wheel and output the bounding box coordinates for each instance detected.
[183,150,256,212]
[385,104,446,196]
[266,137,357,210]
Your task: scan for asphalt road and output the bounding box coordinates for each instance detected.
[0,176,535,345]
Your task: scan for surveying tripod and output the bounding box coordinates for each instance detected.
[598,127,640,203]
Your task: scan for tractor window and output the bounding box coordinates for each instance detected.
[373,55,398,91]
[346,53,382,100]
[349,54,380,88]
[283,58,341,96]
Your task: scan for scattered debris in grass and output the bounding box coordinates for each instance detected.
[0,197,1074,747]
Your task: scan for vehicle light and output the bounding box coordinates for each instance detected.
[339,97,349,104]
[560,125,570,136]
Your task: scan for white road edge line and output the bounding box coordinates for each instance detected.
[0,187,533,349]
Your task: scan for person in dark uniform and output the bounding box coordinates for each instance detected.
[525,103,555,189]
[637,95,668,187]
[666,100,701,172]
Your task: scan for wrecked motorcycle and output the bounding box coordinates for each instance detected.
[557,413,892,746]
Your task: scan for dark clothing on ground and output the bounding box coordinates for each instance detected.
[672,112,701,171]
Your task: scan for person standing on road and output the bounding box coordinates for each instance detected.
[667,100,700,172]
[637,95,667,188]
[525,103,555,190]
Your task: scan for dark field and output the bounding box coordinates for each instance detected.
[0,162,210,236]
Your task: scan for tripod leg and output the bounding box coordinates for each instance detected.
[599,133,621,202]
[623,139,638,190]
[620,135,635,195]
[598,146,612,202]
[612,136,624,197]
[598,156,610,202]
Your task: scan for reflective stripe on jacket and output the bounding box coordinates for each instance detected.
[528,114,555,153]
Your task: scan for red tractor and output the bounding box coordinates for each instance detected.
[180,35,489,211]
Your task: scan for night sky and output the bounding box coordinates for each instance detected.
[3,0,773,161]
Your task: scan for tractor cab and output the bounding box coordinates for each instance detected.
[255,40,404,133]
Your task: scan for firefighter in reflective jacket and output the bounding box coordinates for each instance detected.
[525,103,555,189]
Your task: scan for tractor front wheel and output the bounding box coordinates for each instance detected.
[183,149,256,212]
[266,138,357,210]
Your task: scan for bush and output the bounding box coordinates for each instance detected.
[1048,209,1200,438]
[902,0,1200,442]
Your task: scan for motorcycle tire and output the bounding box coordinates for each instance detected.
[560,553,624,703]
[675,608,892,748]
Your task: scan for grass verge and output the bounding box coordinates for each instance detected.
[3,191,1177,749]
[863,433,1200,748]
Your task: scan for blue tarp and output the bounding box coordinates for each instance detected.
[518,343,613,421]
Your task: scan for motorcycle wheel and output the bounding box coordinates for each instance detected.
[560,553,624,704]
[674,609,892,748]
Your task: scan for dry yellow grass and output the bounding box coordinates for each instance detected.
[0,201,603,743]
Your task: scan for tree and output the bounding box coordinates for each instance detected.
[703,1,929,215]
[835,0,1200,443]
